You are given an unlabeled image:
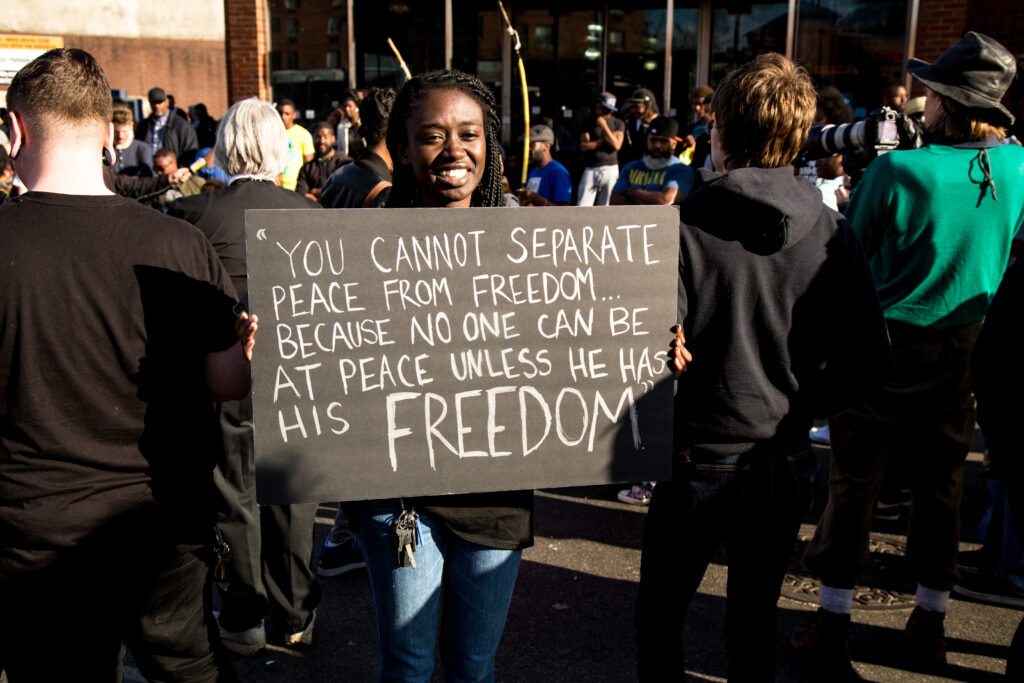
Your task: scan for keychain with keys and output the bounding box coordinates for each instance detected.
[394,506,420,569]
[212,525,232,581]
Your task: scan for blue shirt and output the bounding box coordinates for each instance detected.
[525,159,572,204]
[195,147,231,183]
[613,156,694,203]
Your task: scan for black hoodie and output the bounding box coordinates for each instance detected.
[674,166,892,461]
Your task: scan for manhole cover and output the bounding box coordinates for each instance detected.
[779,533,916,610]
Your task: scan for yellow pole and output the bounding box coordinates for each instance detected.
[387,37,413,82]
[496,1,530,185]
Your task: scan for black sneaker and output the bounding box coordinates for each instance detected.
[317,537,366,577]
[953,571,1024,609]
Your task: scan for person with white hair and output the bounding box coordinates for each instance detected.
[167,97,323,656]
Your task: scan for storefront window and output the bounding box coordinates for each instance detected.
[671,8,700,121]
[710,2,790,86]
[795,0,908,114]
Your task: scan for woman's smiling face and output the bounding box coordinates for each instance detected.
[400,89,486,208]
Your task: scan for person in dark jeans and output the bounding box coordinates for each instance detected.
[167,97,322,657]
[971,257,1024,676]
[796,33,1023,674]
[635,53,891,682]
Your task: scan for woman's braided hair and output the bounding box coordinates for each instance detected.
[386,70,505,208]
[359,86,397,148]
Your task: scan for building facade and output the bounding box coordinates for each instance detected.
[263,0,1022,137]
[2,1,1020,135]
[0,1,228,117]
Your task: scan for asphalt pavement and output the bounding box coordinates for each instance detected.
[6,435,1016,682]
[216,438,1018,682]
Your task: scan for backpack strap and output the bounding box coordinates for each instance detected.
[362,180,392,208]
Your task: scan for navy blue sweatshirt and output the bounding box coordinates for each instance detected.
[674,166,892,461]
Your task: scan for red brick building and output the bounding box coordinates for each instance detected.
[2,1,1021,125]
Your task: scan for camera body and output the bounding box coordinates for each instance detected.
[801,107,904,163]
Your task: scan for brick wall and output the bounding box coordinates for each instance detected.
[915,0,1023,60]
[966,0,1024,55]
[225,0,271,104]
[72,35,228,118]
[915,0,968,62]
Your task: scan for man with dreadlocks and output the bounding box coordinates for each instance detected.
[795,33,1024,674]
[351,69,530,682]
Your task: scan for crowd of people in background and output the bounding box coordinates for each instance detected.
[1,29,1024,683]
[0,56,957,215]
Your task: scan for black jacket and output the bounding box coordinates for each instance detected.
[321,151,392,209]
[137,113,198,166]
[295,152,351,198]
[166,178,319,299]
[674,166,892,460]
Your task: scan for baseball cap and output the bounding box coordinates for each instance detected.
[596,92,617,112]
[528,124,555,144]
[648,116,679,139]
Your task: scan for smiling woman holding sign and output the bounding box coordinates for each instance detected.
[349,70,532,683]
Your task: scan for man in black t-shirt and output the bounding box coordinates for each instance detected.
[0,48,253,682]
[577,92,625,206]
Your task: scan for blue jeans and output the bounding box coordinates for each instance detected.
[358,504,522,683]
[636,442,817,682]
[977,479,1024,591]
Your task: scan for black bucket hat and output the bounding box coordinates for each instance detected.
[907,31,1016,126]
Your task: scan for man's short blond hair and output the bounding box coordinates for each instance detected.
[711,53,816,169]
[7,48,111,143]
[111,108,134,126]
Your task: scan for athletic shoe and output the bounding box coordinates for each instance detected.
[953,571,1024,608]
[285,609,316,647]
[317,537,366,577]
[218,619,266,656]
[809,425,831,445]
[618,485,652,505]
[903,606,947,669]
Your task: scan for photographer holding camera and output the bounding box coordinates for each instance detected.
[794,32,1024,674]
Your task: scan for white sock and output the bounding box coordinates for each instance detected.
[915,585,949,613]
[819,585,854,615]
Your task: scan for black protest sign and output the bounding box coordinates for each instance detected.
[245,206,679,504]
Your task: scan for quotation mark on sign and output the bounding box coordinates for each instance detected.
[642,380,654,393]
[256,228,268,241]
